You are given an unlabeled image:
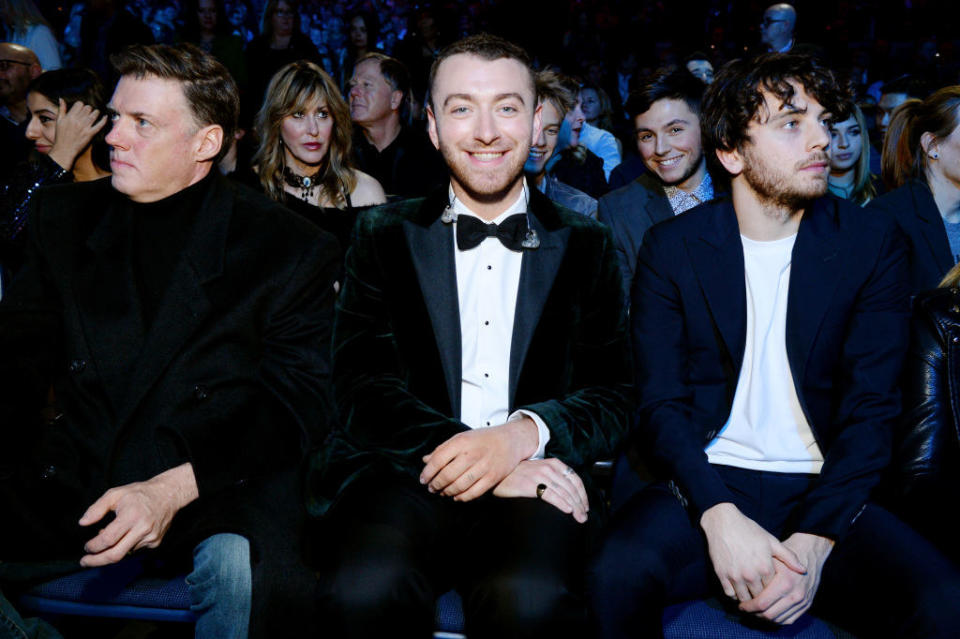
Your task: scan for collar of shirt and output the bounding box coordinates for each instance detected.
[664,171,714,215]
[447,178,529,227]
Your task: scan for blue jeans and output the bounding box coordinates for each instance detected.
[187,533,251,639]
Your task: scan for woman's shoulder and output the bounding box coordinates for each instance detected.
[349,170,386,207]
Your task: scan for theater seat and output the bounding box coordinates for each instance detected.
[663,598,857,639]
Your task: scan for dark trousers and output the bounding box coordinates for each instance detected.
[315,470,592,639]
[589,465,960,639]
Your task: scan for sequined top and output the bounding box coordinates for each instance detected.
[663,171,715,216]
[1,154,72,243]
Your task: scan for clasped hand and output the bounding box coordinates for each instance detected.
[420,418,538,501]
[78,463,199,567]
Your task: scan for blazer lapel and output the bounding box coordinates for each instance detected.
[912,181,954,277]
[115,177,229,423]
[687,201,747,369]
[639,173,675,226]
[403,192,462,417]
[786,198,841,391]
[509,191,570,406]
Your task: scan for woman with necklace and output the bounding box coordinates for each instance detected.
[253,60,384,267]
[827,103,876,206]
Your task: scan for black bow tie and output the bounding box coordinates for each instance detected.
[455,213,528,252]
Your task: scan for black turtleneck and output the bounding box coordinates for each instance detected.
[128,172,214,328]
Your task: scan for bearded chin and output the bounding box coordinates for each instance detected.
[742,162,828,213]
[439,139,526,206]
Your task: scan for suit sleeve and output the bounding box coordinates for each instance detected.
[330,216,469,472]
[514,225,634,467]
[631,227,736,515]
[788,220,910,540]
[167,230,339,496]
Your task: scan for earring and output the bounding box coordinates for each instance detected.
[933,152,940,159]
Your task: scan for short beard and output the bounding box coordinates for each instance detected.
[740,149,828,214]
[438,138,526,207]
[662,152,705,188]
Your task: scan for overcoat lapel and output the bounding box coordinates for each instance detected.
[115,177,230,423]
[403,192,462,418]
[509,192,570,406]
[785,198,841,394]
[688,202,747,369]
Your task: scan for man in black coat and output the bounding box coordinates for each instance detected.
[0,44,337,639]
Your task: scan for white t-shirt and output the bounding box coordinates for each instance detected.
[706,233,823,473]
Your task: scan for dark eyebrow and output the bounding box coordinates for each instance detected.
[663,118,691,128]
[771,103,805,120]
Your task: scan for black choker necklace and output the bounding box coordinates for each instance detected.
[283,166,323,200]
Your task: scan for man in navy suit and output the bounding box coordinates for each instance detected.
[590,53,960,638]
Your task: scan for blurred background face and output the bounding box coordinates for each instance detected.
[349,15,367,49]
[525,99,562,175]
[686,59,714,84]
[876,92,909,139]
[24,92,58,154]
[272,0,294,37]
[829,115,863,172]
[197,0,217,31]
[580,88,600,123]
[563,97,585,147]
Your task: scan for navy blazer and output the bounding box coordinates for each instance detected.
[631,195,910,540]
[867,179,954,294]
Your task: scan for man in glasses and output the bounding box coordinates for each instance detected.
[759,4,797,54]
[0,43,42,174]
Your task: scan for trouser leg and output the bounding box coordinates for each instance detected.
[187,533,251,639]
[816,503,960,639]
[459,496,591,639]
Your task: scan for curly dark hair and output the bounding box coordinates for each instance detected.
[702,53,850,176]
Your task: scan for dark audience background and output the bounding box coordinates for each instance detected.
[12,0,960,137]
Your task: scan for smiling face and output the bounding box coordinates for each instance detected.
[725,82,832,210]
[829,115,863,172]
[280,97,333,173]
[427,53,539,216]
[105,75,217,202]
[634,98,706,190]
[25,92,59,154]
[525,99,562,177]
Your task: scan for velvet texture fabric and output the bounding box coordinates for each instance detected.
[0,173,338,637]
[630,195,911,541]
[307,187,633,516]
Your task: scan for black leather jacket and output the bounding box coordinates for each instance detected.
[885,286,960,556]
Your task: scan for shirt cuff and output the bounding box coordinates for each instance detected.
[508,410,550,460]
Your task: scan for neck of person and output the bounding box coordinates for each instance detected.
[452,176,525,222]
[271,32,291,48]
[72,146,110,183]
[530,169,546,190]
[732,176,804,241]
[828,166,855,197]
[200,29,216,42]
[283,157,337,206]
[361,114,401,152]
[6,100,27,124]
[672,159,708,194]
[929,168,960,224]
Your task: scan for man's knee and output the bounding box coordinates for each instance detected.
[187,533,252,612]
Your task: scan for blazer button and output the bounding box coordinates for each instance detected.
[193,384,210,400]
[68,359,86,373]
[40,464,57,480]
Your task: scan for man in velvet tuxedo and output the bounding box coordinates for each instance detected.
[590,53,960,638]
[310,34,631,638]
[0,44,337,638]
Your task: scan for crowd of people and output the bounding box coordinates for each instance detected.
[4,0,960,638]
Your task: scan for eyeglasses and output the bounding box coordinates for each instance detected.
[761,17,786,27]
[0,59,33,72]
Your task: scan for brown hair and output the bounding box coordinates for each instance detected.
[252,60,357,206]
[427,33,534,111]
[111,43,238,162]
[259,0,300,43]
[535,68,575,118]
[881,87,960,191]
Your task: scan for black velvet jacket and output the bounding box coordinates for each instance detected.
[885,286,960,556]
[307,187,633,516]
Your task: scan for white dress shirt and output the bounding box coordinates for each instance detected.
[449,182,550,459]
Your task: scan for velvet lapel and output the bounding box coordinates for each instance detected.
[115,176,229,424]
[911,180,954,277]
[73,194,144,412]
[688,201,747,369]
[403,190,462,417]
[785,198,841,392]
[509,190,570,406]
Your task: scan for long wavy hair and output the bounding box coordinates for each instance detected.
[253,60,356,206]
